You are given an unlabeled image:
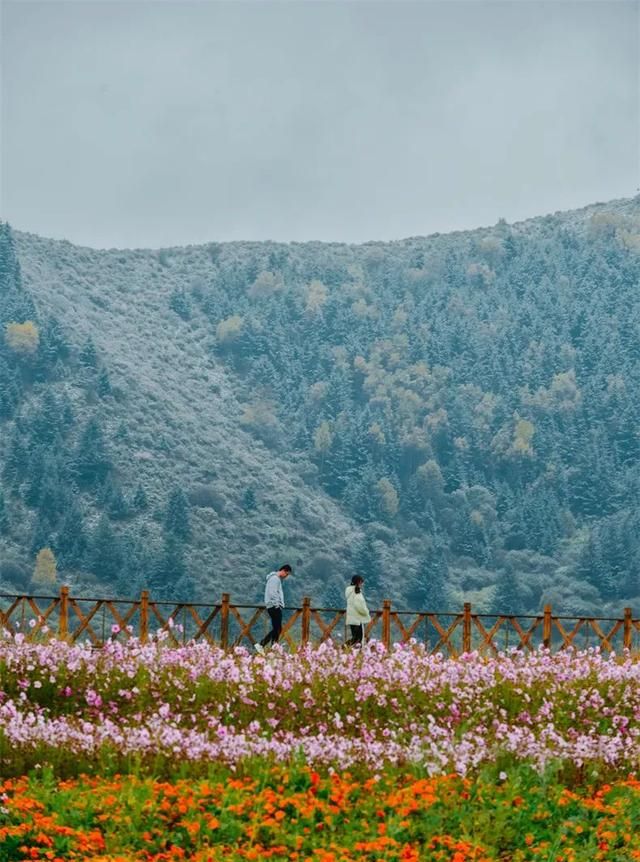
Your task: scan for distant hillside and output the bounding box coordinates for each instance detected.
[1,196,640,614]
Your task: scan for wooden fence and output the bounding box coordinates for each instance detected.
[0,588,639,655]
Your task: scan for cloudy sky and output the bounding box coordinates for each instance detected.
[1,0,638,249]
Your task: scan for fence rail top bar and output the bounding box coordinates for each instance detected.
[0,590,636,654]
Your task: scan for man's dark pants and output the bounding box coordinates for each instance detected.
[260,607,283,647]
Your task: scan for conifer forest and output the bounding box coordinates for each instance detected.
[1,196,639,615]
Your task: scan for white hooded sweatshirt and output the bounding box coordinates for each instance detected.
[264,571,285,608]
[345,584,371,625]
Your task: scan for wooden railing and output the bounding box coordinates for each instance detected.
[0,588,638,655]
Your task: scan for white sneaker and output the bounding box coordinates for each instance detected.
[254,643,265,655]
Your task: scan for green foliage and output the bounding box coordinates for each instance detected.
[97,368,112,398]
[492,570,522,615]
[88,515,124,584]
[79,337,98,369]
[242,487,257,512]
[169,289,191,320]
[0,221,35,328]
[152,535,186,599]
[54,502,87,570]
[351,536,384,600]
[164,488,191,541]
[99,476,129,520]
[74,419,112,489]
[132,484,149,512]
[0,490,8,536]
[407,543,449,611]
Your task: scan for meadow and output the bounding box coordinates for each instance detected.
[2,630,640,860]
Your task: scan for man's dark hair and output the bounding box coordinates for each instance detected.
[279,564,292,573]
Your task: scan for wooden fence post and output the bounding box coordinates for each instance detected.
[140,590,149,644]
[301,596,311,646]
[624,607,633,650]
[382,599,392,649]
[220,593,230,649]
[462,603,472,653]
[543,604,552,650]
[58,586,69,640]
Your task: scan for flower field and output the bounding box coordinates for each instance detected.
[4,767,640,861]
[2,635,640,775]
[2,634,640,859]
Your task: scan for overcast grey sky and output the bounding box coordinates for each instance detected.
[1,0,638,249]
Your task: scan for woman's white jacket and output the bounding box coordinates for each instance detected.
[345,585,371,625]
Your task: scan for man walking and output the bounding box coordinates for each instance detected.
[255,564,292,653]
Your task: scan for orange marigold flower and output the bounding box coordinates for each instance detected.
[34,831,54,846]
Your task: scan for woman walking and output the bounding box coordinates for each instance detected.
[345,575,370,647]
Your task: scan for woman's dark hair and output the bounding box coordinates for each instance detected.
[279,564,292,573]
[350,574,364,594]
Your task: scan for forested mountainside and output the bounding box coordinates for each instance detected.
[1,197,640,614]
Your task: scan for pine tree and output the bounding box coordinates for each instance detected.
[322,579,345,611]
[242,487,257,512]
[74,418,112,489]
[0,489,9,535]
[79,338,98,369]
[152,536,186,600]
[0,222,19,292]
[98,475,128,520]
[0,360,20,419]
[37,471,66,525]
[115,421,129,441]
[0,222,35,326]
[165,488,191,540]
[492,570,522,615]
[38,318,69,364]
[108,485,129,520]
[407,544,449,611]
[54,501,86,569]
[97,368,112,398]
[60,396,75,429]
[31,391,61,445]
[169,290,191,320]
[351,536,383,601]
[132,483,149,512]
[174,570,196,603]
[291,496,304,522]
[116,535,157,597]
[30,516,54,555]
[4,428,28,488]
[89,515,124,584]
[24,447,46,508]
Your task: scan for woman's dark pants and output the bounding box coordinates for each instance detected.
[347,623,364,647]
